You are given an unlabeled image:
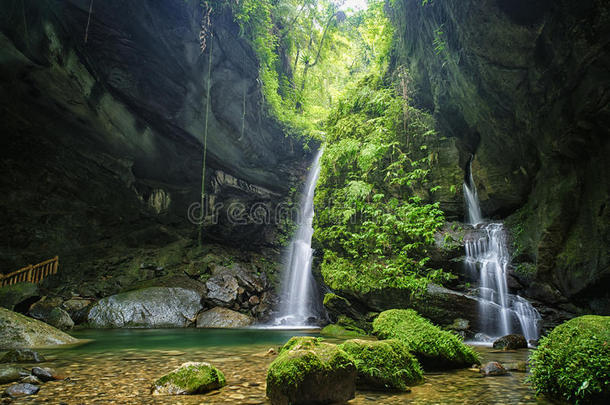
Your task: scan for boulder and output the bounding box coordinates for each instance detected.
[266,337,357,405]
[87,287,202,328]
[480,361,508,377]
[530,315,610,403]
[372,309,480,370]
[3,383,40,398]
[1,349,45,363]
[492,334,528,350]
[61,298,92,322]
[31,367,61,382]
[205,274,240,307]
[339,339,423,391]
[45,308,74,331]
[210,264,265,294]
[0,283,39,311]
[151,362,226,395]
[0,308,77,349]
[196,307,254,328]
[28,297,64,320]
[0,365,25,384]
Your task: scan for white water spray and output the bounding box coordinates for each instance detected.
[464,163,540,341]
[275,149,323,326]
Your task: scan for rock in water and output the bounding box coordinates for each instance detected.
[196,307,254,328]
[3,383,40,398]
[31,367,61,382]
[480,362,508,376]
[0,308,78,349]
[20,375,42,385]
[372,309,480,370]
[339,339,423,391]
[0,365,25,384]
[1,349,45,363]
[492,334,528,350]
[151,362,226,395]
[266,337,356,405]
[87,287,202,328]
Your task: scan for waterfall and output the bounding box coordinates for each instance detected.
[464,165,541,342]
[275,149,324,326]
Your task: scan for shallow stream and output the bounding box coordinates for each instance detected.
[1,329,552,404]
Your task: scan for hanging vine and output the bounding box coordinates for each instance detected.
[198,2,214,246]
[84,0,94,43]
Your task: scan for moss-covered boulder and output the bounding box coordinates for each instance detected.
[320,324,366,338]
[529,315,610,403]
[151,362,226,395]
[372,309,479,370]
[0,283,39,311]
[339,339,423,391]
[0,308,77,349]
[266,337,356,405]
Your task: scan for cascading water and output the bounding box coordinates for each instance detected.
[274,149,324,327]
[464,163,541,342]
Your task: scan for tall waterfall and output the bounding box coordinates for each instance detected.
[275,149,324,326]
[464,165,541,342]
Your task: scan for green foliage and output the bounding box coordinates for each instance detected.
[372,309,480,370]
[320,323,366,338]
[529,316,610,404]
[340,339,423,391]
[314,75,449,296]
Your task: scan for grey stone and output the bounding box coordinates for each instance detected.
[0,308,78,349]
[196,307,254,328]
[87,287,202,328]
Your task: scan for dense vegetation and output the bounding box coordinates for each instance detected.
[529,316,610,403]
[313,74,449,295]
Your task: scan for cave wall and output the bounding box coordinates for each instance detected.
[0,0,310,274]
[390,0,610,312]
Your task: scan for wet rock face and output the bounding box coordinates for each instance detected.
[0,1,309,275]
[390,0,610,311]
[3,382,40,398]
[480,362,508,377]
[87,287,202,328]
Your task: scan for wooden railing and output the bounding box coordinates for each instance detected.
[0,256,59,287]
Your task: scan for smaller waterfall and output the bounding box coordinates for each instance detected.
[275,149,324,326]
[464,165,541,342]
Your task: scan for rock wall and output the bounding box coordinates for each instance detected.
[389,0,610,312]
[0,0,310,275]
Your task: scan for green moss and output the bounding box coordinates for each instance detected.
[529,316,610,404]
[340,339,423,391]
[372,309,479,369]
[321,324,366,338]
[266,337,356,403]
[153,362,226,395]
